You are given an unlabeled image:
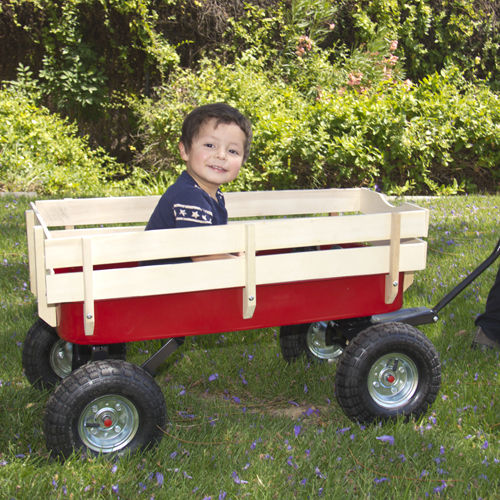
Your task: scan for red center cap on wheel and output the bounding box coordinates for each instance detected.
[103,417,113,428]
[387,375,395,384]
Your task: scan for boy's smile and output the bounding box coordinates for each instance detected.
[179,118,246,199]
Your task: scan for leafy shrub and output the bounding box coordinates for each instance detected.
[0,83,132,196]
[134,57,499,195]
[333,0,499,89]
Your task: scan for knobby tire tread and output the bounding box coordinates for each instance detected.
[335,322,440,424]
[44,359,167,459]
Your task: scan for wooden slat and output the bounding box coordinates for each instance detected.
[45,239,427,304]
[44,210,428,269]
[33,196,160,227]
[25,210,37,295]
[243,224,257,319]
[82,238,95,336]
[385,212,402,304]
[50,226,145,238]
[225,188,361,217]
[34,226,57,326]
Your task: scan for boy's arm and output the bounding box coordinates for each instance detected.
[192,253,241,262]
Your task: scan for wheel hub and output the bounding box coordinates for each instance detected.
[306,322,344,361]
[50,340,73,379]
[367,353,418,409]
[78,395,139,453]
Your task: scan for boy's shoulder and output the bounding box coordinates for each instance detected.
[164,171,224,207]
[163,171,211,205]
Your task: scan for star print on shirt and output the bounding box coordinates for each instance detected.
[173,203,213,224]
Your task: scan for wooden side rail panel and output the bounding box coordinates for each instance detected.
[43,210,428,269]
[45,239,427,304]
[32,188,400,228]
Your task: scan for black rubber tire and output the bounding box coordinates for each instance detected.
[44,360,167,459]
[279,323,346,363]
[335,322,441,424]
[22,318,72,390]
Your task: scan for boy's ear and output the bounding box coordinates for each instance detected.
[178,141,189,161]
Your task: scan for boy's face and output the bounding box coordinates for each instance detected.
[179,118,246,198]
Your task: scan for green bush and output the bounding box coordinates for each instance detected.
[0,83,132,196]
[134,57,499,195]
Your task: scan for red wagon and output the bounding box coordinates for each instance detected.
[23,188,441,458]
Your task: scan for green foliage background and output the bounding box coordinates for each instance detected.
[0,0,499,195]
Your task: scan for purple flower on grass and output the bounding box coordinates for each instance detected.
[300,478,307,485]
[376,435,395,445]
[315,466,326,479]
[232,471,248,484]
[112,484,119,494]
[294,425,302,437]
[219,492,227,499]
[304,384,308,393]
[156,472,164,486]
[482,441,489,449]
[287,456,298,469]
[208,373,219,382]
[374,477,389,484]
[433,481,447,494]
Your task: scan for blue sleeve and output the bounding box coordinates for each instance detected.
[171,189,215,228]
[172,200,214,227]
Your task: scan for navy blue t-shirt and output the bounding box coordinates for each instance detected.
[145,171,227,263]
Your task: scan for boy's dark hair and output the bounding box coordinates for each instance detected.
[180,103,252,162]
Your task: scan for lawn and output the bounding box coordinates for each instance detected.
[0,193,498,499]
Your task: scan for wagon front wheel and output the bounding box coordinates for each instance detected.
[335,322,441,423]
[44,360,167,459]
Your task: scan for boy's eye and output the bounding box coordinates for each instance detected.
[204,143,215,148]
[229,149,241,156]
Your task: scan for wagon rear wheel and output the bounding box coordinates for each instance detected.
[23,318,127,390]
[335,322,441,423]
[44,360,167,459]
[22,319,74,390]
[280,322,347,363]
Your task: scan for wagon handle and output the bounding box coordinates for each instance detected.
[432,237,500,314]
[371,237,500,328]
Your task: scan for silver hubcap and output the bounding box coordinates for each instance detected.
[367,353,419,409]
[306,322,344,361]
[50,340,73,379]
[78,395,139,453]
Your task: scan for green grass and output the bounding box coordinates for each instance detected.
[0,194,498,499]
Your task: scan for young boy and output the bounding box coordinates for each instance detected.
[145,103,252,263]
